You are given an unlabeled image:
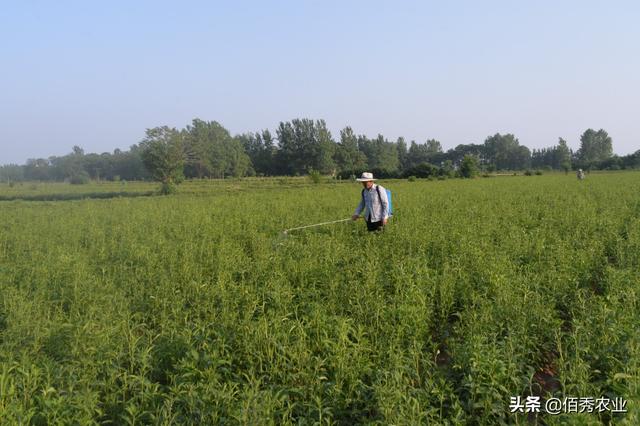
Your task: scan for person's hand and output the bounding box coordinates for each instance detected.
[382,218,388,226]
[352,215,360,221]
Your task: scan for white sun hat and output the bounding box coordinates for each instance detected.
[356,172,376,182]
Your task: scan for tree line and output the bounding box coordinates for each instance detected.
[2,118,638,184]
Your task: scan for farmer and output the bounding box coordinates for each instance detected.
[352,172,389,232]
[577,169,585,180]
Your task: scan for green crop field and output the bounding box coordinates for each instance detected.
[0,173,638,425]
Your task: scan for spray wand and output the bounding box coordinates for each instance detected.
[283,218,353,235]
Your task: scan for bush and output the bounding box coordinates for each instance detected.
[70,171,90,185]
[460,155,479,178]
[524,170,533,176]
[370,168,401,179]
[407,176,417,182]
[160,181,177,195]
[308,169,322,184]
[336,170,361,180]
[403,163,438,179]
[535,170,543,175]
[437,175,446,181]
[441,160,455,178]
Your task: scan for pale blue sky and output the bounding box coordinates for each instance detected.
[1,0,639,164]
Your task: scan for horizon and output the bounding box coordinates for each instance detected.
[2,1,639,164]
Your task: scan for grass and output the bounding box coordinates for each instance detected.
[0,174,638,424]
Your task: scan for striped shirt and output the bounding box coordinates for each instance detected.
[354,184,389,222]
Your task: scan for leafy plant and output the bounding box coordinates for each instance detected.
[308,169,322,184]
[140,126,185,194]
[0,174,638,423]
[69,171,91,184]
[460,155,479,178]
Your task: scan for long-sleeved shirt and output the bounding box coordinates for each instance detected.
[354,184,389,222]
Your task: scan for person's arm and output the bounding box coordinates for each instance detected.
[352,196,365,220]
[379,186,389,223]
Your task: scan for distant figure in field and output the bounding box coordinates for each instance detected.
[577,169,585,180]
[352,172,389,232]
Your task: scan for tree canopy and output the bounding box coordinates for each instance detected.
[576,129,613,168]
[2,119,637,185]
[139,127,185,193]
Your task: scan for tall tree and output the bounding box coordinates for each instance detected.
[577,129,612,167]
[555,138,572,171]
[444,143,485,166]
[275,121,298,174]
[24,158,51,180]
[483,133,530,170]
[314,120,337,174]
[183,119,250,178]
[260,130,276,175]
[237,132,262,176]
[276,119,337,175]
[113,144,148,181]
[396,137,408,170]
[621,150,640,169]
[407,141,428,168]
[363,134,399,173]
[425,139,443,154]
[0,164,24,182]
[184,119,213,177]
[335,126,367,172]
[227,136,252,177]
[140,126,185,193]
[406,139,443,168]
[531,138,572,170]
